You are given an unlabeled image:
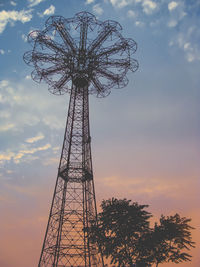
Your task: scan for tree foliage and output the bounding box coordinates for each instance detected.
[89,198,195,267]
[148,214,195,266]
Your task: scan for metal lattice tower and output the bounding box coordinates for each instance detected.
[24,11,138,267]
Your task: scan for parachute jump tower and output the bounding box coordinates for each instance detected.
[24,11,138,267]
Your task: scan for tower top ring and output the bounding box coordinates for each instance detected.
[24,11,138,97]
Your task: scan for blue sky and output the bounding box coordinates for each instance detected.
[0,1,200,267]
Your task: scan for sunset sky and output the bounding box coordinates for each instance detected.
[0,0,199,266]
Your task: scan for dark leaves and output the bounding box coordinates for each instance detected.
[88,198,195,267]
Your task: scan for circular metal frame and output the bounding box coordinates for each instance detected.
[24,11,138,97]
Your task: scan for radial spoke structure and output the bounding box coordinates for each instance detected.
[24,11,138,267]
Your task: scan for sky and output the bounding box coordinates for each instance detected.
[0,0,199,266]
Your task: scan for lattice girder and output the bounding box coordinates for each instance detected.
[38,86,103,266]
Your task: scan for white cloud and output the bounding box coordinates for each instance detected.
[108,0,158,12]
[22,33,27,42]
[43,5,55,16]
[108,0,157,14]
[85,0,95,4]
[0,80,9,87]
[43,115,64,130]
[17,112,40,127]
[0,144,51,164]
[127,10,136,18]
[168,19,177,27]
[0,9,32,34]
[186,53,195,62]
[0,79,68,167]
[93,4,103,15]
[0,49,5,55]
[0,152,14,163]
[167,1,186,26]
[109,0,133,8]
[142,0,157,15]
[10,1,17,6]
[135,20,145,27]
[25,133,44,143]
[170,26,200,62]
[0,123,15,132]
[19,143,51,154]
[0,79,65,132]
[168,1,178,11]
[14,143,51,163]
[183,42,190,51]
[25,75,31,79]
[185,46,200,62]
[28,0,45,7]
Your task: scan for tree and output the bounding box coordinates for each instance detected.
[89,198,195,267]
[89,198,152,266]
[148,214,195,266]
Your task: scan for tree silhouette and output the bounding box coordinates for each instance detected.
[89,198,195,267]
[89,198,152,266]
[146,214,195,266]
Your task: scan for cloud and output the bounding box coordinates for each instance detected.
[10,1,17,6]
[21,33,27,42]
[170,25,200,62]
[101,175,198,201]
[18,143,51,155]
[142,0,157,15]
[168,19,177,27]
[167,1,186,28]
[42,115,64,130]
[14,143,51,163]
[108,0,158,13]
[0,152,14,162]
[28,0,45,7]
[37,5,55,17]
[0,49,5,55]
[0,78,66,165]
[0,9,32,34]
[0,123,15,132]
[168,1,178,11]
[0,80,9,87]
[127,10,137,18]
[0,77,68,168]
[85,0,95,4]
[25,133,45,143]
[0,79,66,133]
[135,20,145,27]
[0,143,52,164]
[93,4,103,15]
[43,5,55,16]
[109,0,133,8]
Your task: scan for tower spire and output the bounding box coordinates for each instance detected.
[38,85,102,266]
[23,11,138,266]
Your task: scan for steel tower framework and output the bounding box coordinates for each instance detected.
[24,11,138,267]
